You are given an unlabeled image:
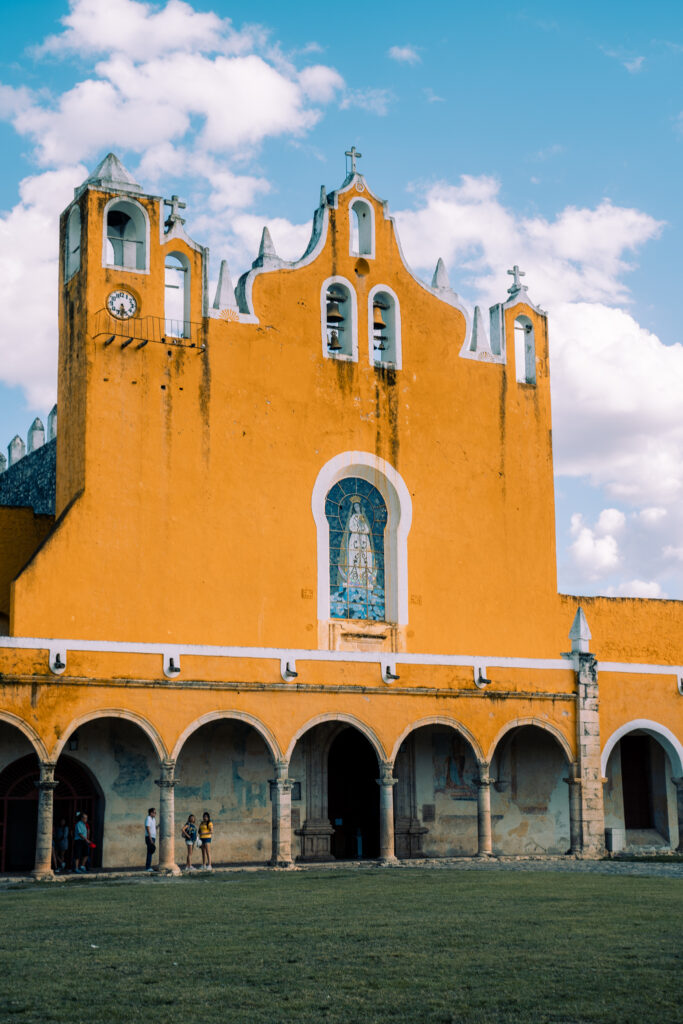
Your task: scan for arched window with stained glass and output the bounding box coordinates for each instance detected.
[326,477,387,621]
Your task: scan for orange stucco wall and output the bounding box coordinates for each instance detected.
[1,170,682,786]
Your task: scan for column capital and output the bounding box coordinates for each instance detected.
[36,761,58,788]
[272,759,290,781]
[377,761,397,786]
[269,777,293,792]
[564,761,581,787]
[476,761,492,787]
[156,759,177,788]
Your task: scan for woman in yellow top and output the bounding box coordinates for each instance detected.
[198,811,213,870]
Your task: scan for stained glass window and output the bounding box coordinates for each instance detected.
[326,477,387,621]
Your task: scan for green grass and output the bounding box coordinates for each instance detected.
[1,870,681,1024]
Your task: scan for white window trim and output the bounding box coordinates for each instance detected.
[102,195,151,275]
[348,198,375,259]
[312,451,412,625]
[367,284,402,369]
[320,275,358,362]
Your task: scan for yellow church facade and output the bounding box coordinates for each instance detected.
[0,151,681,876]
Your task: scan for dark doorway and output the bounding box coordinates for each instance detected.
[621,735,653,829]
[0,754,104,872]
[327,728,379,859]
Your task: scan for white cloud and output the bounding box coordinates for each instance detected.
[596,508,626,534]
[0,165,86,407]
[388,45,421,65]
[569,514,621,577]
[423,88,444,103]
[340,88,393,116]
[34,0,250,61]
[663,545,683,562]
[624,56,645,73]
[606,579,665,598]
[638,507,667,524]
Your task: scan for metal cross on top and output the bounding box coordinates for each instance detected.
[507,264,526,293]
[164,194,187,229]
[345,146,362,175]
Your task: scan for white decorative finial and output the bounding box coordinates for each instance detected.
[212,259,237,311]
[507,264,527,296]
[431,258,450,290]
[345,146,362,175]
[164,194,186,230]
[258,226,276,258]
[569,607,592,654]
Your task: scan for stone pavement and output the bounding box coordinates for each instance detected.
[1,855,682,888]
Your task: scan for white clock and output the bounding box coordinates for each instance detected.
[107,290,137,319]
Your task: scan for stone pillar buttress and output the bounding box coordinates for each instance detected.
[156,759,180,875]
[476,762,493,857]
[377,761,398,863]
[672,778,683,852]
[575,652,605,857]
[33,761,58,879]
[564,761,582,855]
[269,760,293,867]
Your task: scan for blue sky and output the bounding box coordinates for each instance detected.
[1,0,683,599]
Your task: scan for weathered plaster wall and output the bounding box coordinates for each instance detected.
[175,720,271,864]
[414,727,478,857]
[0,507,53,629]
[491,729,570,854]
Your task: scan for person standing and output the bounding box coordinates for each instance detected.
[55,818,69,873]
[74,812,89,873]
[145,807,157,872]
[198,811,213,870]
[181,814,197,871]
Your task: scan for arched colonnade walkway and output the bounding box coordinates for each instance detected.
[1,710,681,876]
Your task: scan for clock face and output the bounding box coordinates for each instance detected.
[107,290,137,319]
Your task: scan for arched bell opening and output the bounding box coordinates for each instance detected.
[604,731,679,851]
[490,725,570,855]
[57,716,160,869]
[395,724,480,858]
[65,203,81,281]
[164,251,190,338]
[289,721,381,862]
[104,198,148,271]
[349,198,373,257]
[175,719,272,866]
[0,747,103,873]
[513,314,535,385]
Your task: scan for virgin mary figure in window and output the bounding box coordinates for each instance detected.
[326,478,386,621]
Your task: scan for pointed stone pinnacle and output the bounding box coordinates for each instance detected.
[431,258,450,290]
[81,152,141,194]
[259,226,277,259]
[213,259,237,310]
[569,607,592,653]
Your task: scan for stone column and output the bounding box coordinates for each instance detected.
[269,760,293,867]
[564,761,582,855]
[672,778,683,852]
[156,759,180,875]
[575,652,605,857]
[377,761,398,863]
[476,762,493,857]
[32,761,58,879]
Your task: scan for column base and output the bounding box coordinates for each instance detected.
[476,851,494,858]
[269,858,294,868]
[378,855,398,866]
[31,868,56,881]
[158,864,182,876]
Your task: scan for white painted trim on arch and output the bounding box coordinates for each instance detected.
[348,197,375,259]
[101,194,151,274]
[389,716,485,764]
[601,719,683,777]
[50,708,168,763]
[311,451,413,625]
[170,710,282,763]
[0,711,49,761]
[486,716,575,765]
[284,712,386,763]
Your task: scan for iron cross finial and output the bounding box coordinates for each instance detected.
[164,194,187,229]
[507,264,526,294]
[345,146,362,175]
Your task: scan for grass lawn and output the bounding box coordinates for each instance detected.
[1,869,681,1024]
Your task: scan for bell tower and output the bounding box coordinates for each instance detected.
[57,154,207,516]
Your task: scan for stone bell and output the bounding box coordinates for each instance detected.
[327,329,342,351]
[326,300,344,324]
